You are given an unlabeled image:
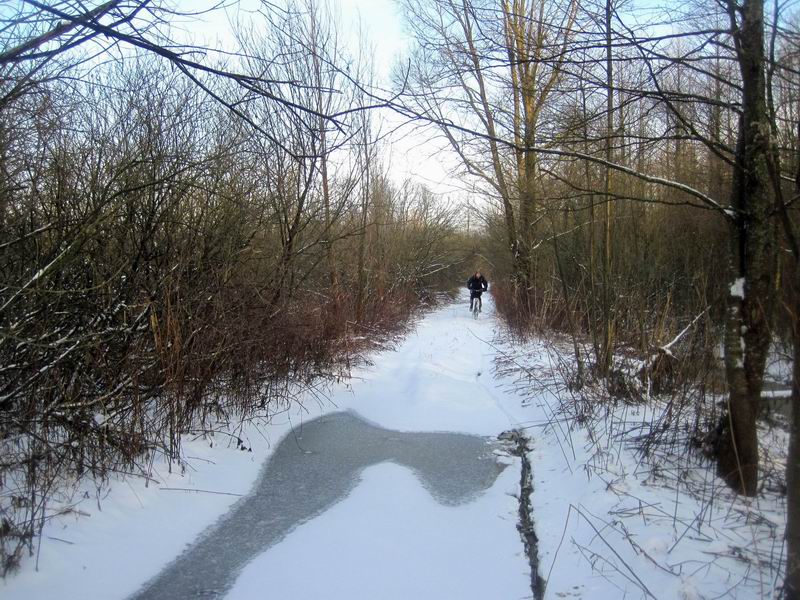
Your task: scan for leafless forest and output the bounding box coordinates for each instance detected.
[1,0,798,596]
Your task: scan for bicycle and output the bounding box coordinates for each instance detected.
[470,291,483,317]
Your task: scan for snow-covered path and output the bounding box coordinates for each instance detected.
[205,296,535,600]
[5,292,788,600]
[333,294,519,437]
[4,294,536,600]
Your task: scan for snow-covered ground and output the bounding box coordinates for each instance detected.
[2,292,788,599]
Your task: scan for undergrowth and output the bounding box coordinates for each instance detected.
[493,328,789,597]
[0,288,445,576]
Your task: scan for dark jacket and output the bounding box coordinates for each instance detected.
[467,274,488,293]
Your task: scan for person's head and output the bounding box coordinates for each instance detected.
[475,271,481,278]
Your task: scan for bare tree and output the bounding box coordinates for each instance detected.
[399,0,578,297]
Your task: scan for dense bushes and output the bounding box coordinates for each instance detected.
[0,49,459,574]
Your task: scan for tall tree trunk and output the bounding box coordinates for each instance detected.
[600,0,615,375]
[579,83,601,365]
[787,299,800,599]
[355,129,372,324]
[310,6,340,311]
[320,143,339,300]
[500,0,576,306]
[717,0,775,496]
[520,120,537,308]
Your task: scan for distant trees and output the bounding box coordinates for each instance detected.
[399,0,578,297]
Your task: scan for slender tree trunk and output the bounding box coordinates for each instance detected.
[709,51,725,199]
[580,84,601,365]
[355,197,369,323]
[501,0,530,298]
[520,120,537,307]
[320,144,339,300]
[310,7,340,309]
[552,220,585,386]
[600,0,615,375]
[355,132,371,323]
[719,256,758,494]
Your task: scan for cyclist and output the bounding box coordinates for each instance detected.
[467,271,488,311]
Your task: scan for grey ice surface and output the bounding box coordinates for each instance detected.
[129,411,506,600]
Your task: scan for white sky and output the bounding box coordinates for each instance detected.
[174,0,464,202]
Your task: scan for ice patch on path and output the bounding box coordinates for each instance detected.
[227,462,528,600]
[128,411,515,600]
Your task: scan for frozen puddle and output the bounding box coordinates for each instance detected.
[130,411,506,599]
